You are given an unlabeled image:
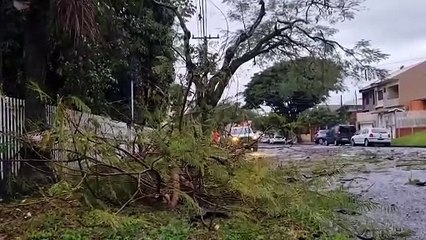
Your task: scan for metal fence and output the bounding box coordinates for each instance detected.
[0,96,137,183]
[0,97,25,181]
[396,110,426,128]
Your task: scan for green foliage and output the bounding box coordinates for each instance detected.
[7,97,400,240]
[2,156,401,240]
[298,106,343,129]
[244,57,343,120]
[392,131,426,147]
[212,101,260,128]
[22,207,193,240]
[2,0,176,126]
[155,219,191,240]
[48,181,74,197]
[251,112,287,133]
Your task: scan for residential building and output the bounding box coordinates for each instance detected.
[357,60,426,138]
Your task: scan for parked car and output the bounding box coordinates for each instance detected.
[325,125,356,146]
[314,130,329,145]
[351,128,391,147]
[260,136,270,143]
[228,126,259,151]
[269,134,286,144]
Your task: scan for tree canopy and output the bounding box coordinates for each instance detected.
[298,106,344,129]
[0,0,176,126]
[159,0,388,123]
[244,57,343,120]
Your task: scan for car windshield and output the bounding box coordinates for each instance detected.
[318,130,328,134]
[230,127,252,135]
[371,128,388,133]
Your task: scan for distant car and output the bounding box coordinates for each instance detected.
[325,125,356,146]
[260,136,270,143]
[228,126,259,151]
[269,134,286,144]
[314,130,329,145]
[351,128,391,147]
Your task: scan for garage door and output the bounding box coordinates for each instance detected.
[359,123,373,130]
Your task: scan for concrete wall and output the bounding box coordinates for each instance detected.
[397,127,426,138]
[409,100,426,111]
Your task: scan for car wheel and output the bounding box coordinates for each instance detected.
[364,139,370,147]
[334,140,339,146]
[318,138,324,145]
[351,139,356,146]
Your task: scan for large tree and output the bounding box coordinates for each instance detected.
[1,0,176,126]
[156,0,388,127]
[298,106,343,129]
[244,57,343,120]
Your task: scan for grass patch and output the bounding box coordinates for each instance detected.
[392,131,426,147]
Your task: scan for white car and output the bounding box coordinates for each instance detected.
[269,134,286,144]
[351,128,391,147]
[260,136,270,143]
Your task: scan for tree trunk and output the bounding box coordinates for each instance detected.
[169,166,180,208]
[21,0,52,185]
[24,0,49,131]
[0,0,4,89]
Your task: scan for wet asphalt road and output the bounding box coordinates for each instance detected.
[256,144,426,239]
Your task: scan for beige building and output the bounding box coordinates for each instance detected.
[357,61,426,138]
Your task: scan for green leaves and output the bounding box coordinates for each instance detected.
[244,57,343,120]
[298,106,344,128]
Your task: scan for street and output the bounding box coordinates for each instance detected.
[255,144,426,239]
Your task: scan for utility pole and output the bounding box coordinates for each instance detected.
[130,78,134,124]
[355,90,357,105]
[193,34,219,68]
[193,0,219,72]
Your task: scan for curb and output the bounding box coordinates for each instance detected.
[390,145,426,149]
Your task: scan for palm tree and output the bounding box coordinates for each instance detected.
[22,0,98,130]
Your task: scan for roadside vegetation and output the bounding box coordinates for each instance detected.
[392,131,426,147]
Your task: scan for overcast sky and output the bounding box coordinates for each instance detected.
[181,0,426,105]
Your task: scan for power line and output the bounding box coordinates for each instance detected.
[207,0,229,60]
[377,56,426,67]
[200,0,206,37]
[193,0,219,68]
[204,0,208,37]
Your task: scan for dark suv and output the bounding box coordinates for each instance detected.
[325,125,356,146]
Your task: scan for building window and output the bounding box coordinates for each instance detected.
[378,90,383,100]
[363,93,369,105]
[371,91,376,105]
